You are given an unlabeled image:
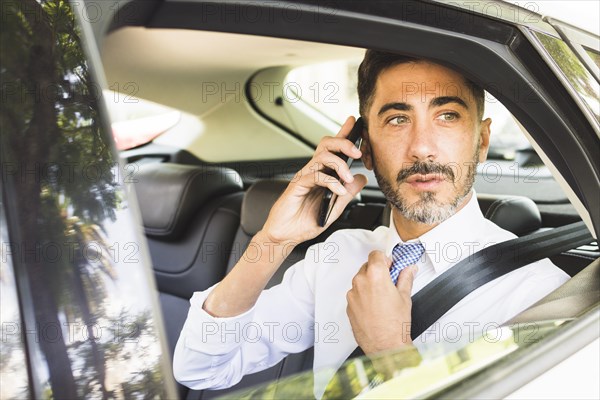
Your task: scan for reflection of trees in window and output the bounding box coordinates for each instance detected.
[57,220,113,398]
[535,32,600,121]
[0,315,30,399]
[585,49,600,69]
[1,205,31,399]
[1,0,166,398]
[67,307,164,398]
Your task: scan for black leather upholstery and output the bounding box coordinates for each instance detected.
[135,163,243,240]
[133,163,245,400]
[228,180,380,288]
[134,167,552,398]
[240,179,288,235]
[239,179,367,236]
[190,180,378,398]
[150,193,243,298]
[481,194,542,236]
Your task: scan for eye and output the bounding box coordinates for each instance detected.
[437,112,460,122]
[388,115,410,126]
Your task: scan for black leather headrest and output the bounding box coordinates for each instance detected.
[133,163,242,240]
[240,179,363,236]
[484,195,542,236]
[241,180,289,235]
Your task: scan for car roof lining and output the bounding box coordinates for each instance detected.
[103,28,365,74]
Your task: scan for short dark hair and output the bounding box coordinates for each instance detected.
[357,50,485,121]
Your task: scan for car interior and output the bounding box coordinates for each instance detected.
[100,21,599,400]
[3,0,599,398]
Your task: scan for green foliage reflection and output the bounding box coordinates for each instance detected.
[1,0,166,398]
[535,32,600,122]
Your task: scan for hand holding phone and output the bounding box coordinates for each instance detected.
[317,117,364,227]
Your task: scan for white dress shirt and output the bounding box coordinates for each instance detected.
[173,191,569,397]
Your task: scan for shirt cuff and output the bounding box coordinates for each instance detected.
[183,286,257,356]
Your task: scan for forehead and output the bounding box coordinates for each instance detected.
[373,61,474,106]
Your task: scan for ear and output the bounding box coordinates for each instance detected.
[360,126,374,170]
[478,118,492,163]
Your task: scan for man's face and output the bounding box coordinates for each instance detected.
[362,61,491,225]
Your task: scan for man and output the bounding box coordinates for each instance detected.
[173,51,568,396]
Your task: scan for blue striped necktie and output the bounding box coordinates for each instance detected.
[390,242,425,285]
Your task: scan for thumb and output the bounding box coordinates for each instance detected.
[342,173,368,199]
[396,265,418,294]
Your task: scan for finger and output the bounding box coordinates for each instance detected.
[335,116,356,138]
[396,265,418,294]
[311,152,356,184]
[348,263,368,293]
[360,249,395,283]
[365,250,390,275]
[344,173,368,197]
[325,175,366,227]
[316,136,362,161]
[300,152,358,185]
[295,169,348,197]
[353,261,369,279]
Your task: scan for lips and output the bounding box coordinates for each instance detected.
[406,174,444,183]
[405,173,445,190]
[396,161,455,185]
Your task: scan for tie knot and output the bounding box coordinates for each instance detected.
[389,242,425,285]
[392,242,425,263]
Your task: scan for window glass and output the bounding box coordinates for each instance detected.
[284,61,575,204]
[585,48,600,69]
[104,90,181,150]
[219,321,565,399]
[0,197,31,399]
[533,32,600,124]
[0,1,175,398]
[286,60,361,125]
[286,62,531,160]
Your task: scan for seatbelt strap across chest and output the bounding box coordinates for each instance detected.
[410,221,592,339]
[345,221,593,361]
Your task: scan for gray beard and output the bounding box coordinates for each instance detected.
[374,153,479,225]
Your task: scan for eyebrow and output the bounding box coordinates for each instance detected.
[377,96,469,117]
[430,96,469,110]
[377,102,412,117]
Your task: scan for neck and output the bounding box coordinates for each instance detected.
[392,191,473,241]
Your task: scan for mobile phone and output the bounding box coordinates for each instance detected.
[317,117,364,227]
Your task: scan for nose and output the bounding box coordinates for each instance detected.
[406,119,438,162]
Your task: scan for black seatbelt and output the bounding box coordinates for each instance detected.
[343,221,593,361]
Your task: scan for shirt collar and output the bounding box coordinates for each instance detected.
[384,190,485,274]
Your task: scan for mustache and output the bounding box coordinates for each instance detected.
[396,161,456,183]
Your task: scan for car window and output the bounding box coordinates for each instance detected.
[0,1,176,397]
[283,61,572,205]
[104,90,181,150]
[0,197,31,399]
[286,61,531,159]
[531,31,600,125]
[286,60,362,126]
[585,48,600,68]
[218,320,565,399]
[95,4,597,400]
